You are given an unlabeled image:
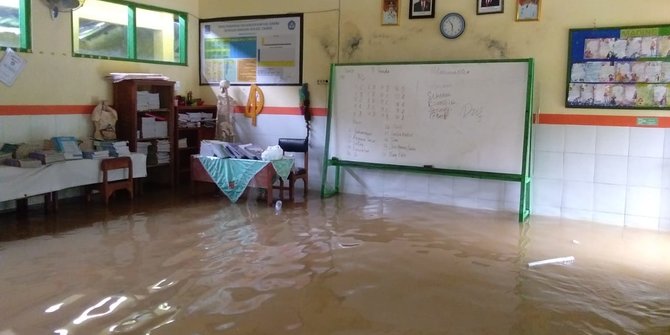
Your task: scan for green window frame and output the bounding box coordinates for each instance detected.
[0,0,31,52]
[72,0,187,65]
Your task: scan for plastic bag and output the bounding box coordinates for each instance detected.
[261,145,283,161]
[91,100,118,140]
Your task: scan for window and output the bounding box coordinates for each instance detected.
[0,0,30,51]
[72,0,186,65]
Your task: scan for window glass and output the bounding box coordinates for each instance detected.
[136,8,181,63]
[72,0,186,64]
[73,0,128,58]
[0,0,29,50]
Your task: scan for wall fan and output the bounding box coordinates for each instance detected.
[42,0,86,19]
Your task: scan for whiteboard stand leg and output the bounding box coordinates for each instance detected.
[518,177,531,222]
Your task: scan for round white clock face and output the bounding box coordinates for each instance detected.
[440,13,465,39]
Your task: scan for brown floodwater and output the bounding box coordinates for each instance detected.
[0,189,669,335]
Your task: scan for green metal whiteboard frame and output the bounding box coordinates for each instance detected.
[320,58,535,222]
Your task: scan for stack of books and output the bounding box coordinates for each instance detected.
[1,143,17,157]
[0,151,13,162]
[94,140,131,157]
[52,136,83,160]
[82,150,111,159]
[4,158,42,168]
[28,150,66,164]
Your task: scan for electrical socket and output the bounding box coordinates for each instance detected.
[317,79,329,85]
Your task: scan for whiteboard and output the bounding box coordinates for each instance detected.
[327,60,532,175]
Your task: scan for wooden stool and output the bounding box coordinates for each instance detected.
[91,157,133,205]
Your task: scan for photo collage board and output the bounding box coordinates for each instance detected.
[566,25,670,109]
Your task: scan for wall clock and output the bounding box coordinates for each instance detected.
[440,12,465,39]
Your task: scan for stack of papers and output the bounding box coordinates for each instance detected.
[141,117,168,138]
[156,139,170,164]
[137,91,160,111]
[106,72,170,83]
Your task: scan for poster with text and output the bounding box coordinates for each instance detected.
[200,14,303,86]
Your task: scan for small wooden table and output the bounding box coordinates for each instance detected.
[190,155,281,206]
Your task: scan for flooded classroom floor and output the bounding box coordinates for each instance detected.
[0,189,669,335]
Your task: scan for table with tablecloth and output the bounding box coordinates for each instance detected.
[0,153,147,206]
[190,155,293,206]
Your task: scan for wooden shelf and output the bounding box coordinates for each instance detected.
[113,79,175,187]
[175,105,217,185]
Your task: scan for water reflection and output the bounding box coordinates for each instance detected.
[0,193,668,334]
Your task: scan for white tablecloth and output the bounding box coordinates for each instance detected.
[0,153,147,202]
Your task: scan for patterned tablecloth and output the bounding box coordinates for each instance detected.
[197,156,293,203]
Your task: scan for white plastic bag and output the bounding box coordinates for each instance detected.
[261,145,283,161]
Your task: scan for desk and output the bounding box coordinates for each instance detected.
[190,155,293,206]
[0,153,147,205]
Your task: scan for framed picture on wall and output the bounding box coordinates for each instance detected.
[516,0,540,21]
[477,0,504,15]
[382,0,399,25]
[409,0,435,19]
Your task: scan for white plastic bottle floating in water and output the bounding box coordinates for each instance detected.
[274,200,282,214]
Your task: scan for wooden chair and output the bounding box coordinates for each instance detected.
[88,157,133,205]
[275,138,308,201]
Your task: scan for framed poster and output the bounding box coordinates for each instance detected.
[382,0,399,25]
[566,24,670,109]
[199,14,303,86]
[477,0,504,15]
[409,0,435,19]
[516,0,540,21]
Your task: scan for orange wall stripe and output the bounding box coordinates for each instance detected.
[0,105,96,115]
[233,106,328,117]
[0,105,329,117]
[2,107,666,126]
[536,113,670,128]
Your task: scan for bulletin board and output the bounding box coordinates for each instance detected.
[199,14,303,86]
[566,24,670,110]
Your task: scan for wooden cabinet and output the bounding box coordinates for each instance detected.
[175,105,217,184]
[113,79,175,186]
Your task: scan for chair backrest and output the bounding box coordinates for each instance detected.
[100,156,133,182]
[278,138,308,153]
[278,137,308,171]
